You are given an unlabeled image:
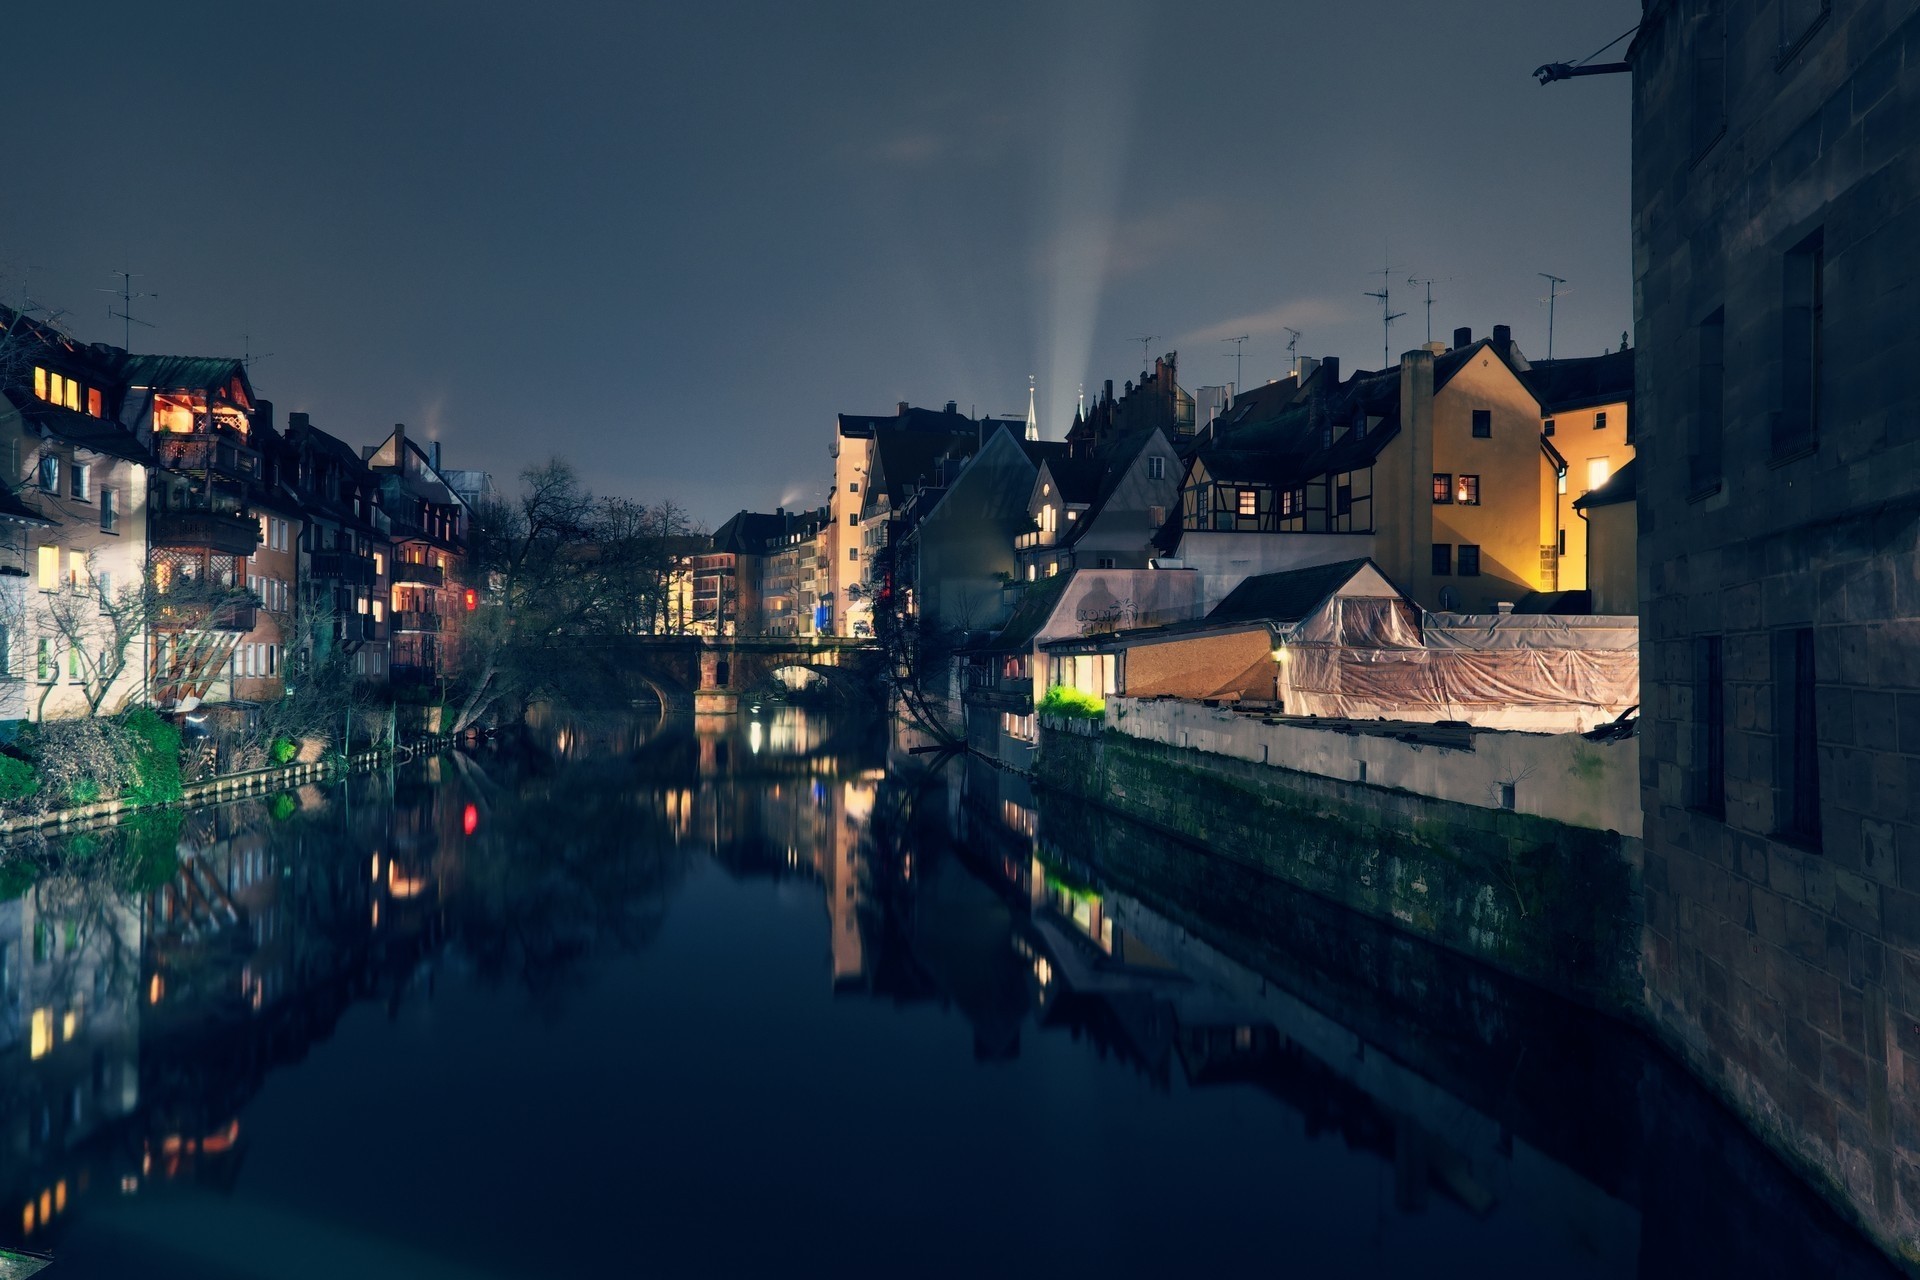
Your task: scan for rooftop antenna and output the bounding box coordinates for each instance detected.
[1283,327,1302,380]
[1538,272,1568,360]
[103,267,156,350]
[241,333,274,371]
[1362,260,1405,370]
[1130,334,1157,368]
[1221,334,1249,396]
[1407,275,1451,344]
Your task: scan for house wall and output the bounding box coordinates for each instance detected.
[1171,530,1379,612]
[1067,431,1183,569]
[916,433,1037,638]
[828,429,872,636]
[1424,355,1556,611]
[1585,502,1636,615]
[1632,1,1920,1262]
[235,507,298,703]
[1552,399,1634,590]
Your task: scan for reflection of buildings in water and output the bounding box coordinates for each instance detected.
[928,759,1643,1267]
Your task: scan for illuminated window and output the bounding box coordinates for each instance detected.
[1025,564,1035,581]
[1281,489,1295,517]
[373,552,385,574]
[68,551,85,588]
[32,367,46,400]
[36,547,56,591]
[1587,458,1611,491]
[373,600,385,621]
[87,388,102,417]
[1237,489,1257,517]
[1557,469,1568,495]
[29,1008,51,1059]
[1457,475,1480,505]
[1432,473,1452,504]
[63,378,77,411]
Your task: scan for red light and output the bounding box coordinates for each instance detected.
[462,803,479,836]
[463,588,478,611]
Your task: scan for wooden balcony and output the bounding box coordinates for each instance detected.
[393,559,444,587]
[393,610,441,633]
[310,551,377,586]
[151,509,261,556]
[154,429,258,480]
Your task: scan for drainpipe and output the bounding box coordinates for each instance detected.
[1578,502,1592,606]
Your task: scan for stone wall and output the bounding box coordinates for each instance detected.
[1632,0,1920,1263]
[1034,724,1643,1013]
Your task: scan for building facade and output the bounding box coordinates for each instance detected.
[1631,0,1920,1260]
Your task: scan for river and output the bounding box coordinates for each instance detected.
[0,707,1898,1278]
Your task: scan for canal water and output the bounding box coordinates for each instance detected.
[0,708,1899,1278]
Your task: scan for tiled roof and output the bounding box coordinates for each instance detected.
[1523,349,1634,414]
[114,353,250,396]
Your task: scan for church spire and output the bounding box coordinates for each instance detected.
[1025,376,1039,441]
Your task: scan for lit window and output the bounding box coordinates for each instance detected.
[32,367,47,400]
[87,388,102,417]
[374,552,385,574]
[1457,475,1480,505]
[63,379,77,411]
[1026,564,1035,581]
[29,1008,51,1059]
[36,547,56,591]
[1237,489,1257,517]
[1432,473,1452,504]
[1587,458,1611,491]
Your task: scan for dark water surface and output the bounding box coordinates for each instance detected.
[0,709,1900,1278]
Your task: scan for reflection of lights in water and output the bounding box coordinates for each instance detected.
[749,721,763,754]
[842,781,875,822]
[371,900,381,929]
[370,852,382,882]
[1033,956,1053,986]
[388,863,429,899]
[463,803,480,836]
[54,1181,66,1213]
[148,974,164,1005]
[62,1009,78,1042]
[120,1175,138,1195]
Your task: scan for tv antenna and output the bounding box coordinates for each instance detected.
[1130,334,1157,368]
[103,268,156,350]
[1220,334,1249,395]
[1283,327,1302,379]
[1407,274,1452,344]
[241,333,274,371]
[1363,261,1405,370]
[1538,272,1568,359]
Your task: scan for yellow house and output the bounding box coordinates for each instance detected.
[1526,348,1635,594]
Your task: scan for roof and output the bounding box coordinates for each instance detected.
[710,510,793,554]
[1207,557,1382,626]
[15,400,151,464]
[1574,457,1638,510]
[975,574,1069,653]
[0,485,52,528]
[837,405,1021,439]
[868,425,976,503]
[1511,590,1595,615]
[1523,348,1634,415]
[1041,456,1103,505]
[114,354,250,398]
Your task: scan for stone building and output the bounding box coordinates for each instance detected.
[1630,0,1920,1259]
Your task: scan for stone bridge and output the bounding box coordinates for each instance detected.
[568,634,885,713]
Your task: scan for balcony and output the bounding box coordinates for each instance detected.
[1014,529,1056,551]
[337,616,385,643]
[393,559,444,587]
[311,551,377,586]
[394,610,441,633]
[154,429,258,480]
[153,594,256,633]
[151,509,261,556]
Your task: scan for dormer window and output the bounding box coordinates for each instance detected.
[32,367,93,414]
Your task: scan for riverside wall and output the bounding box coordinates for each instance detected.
[1033,704,1644,1013]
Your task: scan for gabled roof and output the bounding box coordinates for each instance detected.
[1573,457,1637,510]
[114,354,252,402]
[1039,456,1102,505]
[709,510,793,554]
[15,399,151,464]
[1523,349,1634,415]
[867,425,976,504]
[837,405,1021,439]
[975,574,1070,653]
[1207,557,1385,626]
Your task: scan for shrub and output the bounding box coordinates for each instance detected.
[1037,685,1105,720]
[120,708,183,807]
[27,718,133,810]
[270,736,299,766]
[0,755,38,805]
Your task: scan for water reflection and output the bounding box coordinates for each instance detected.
[0,709,1897,1278]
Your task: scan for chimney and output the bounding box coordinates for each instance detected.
[1496,601,1515,614]
[1103,379,1113,404]
[945,400,957,414]
[1452,326,1472,349]
[1319,356,1339,387]
[288,411,310,429]
[392,423,406,459]
[430,440,441,471]
[1492,324,1512,354]
[897,401,909,416]
[255,398,273,431]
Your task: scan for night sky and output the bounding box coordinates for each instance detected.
[2,1,1636,526]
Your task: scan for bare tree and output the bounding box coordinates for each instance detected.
[35,552,151,718]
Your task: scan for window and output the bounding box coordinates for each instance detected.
[1543,417,1556,437]
[67,551,85,589]
[847,513,858,527]
[1777,0,1830,63]
[69,464,89,502]
[1432,544,1452,576]
[1458,544,1481,576]
[1775,628,1821,845]
[87,388,101,417]
[1693,636,1725,818]
[1693,307,1726,493]
[848,548,858,562]
[1147,504,1165,527]
[1587,458,1611,491]
[100,490,117,533]
[1471,410,1491,438]
[1558,528,1568,555]
[1777,229,1824,458]
[35,547,55,591]
[67,645,80,681]
[1353,414,1368,440]
[97,571,111,601]
[1237,489,1257,517]
[1321,423,1333,449]
[37,454,57,494]
[1457,475,1480,505]
[1432,473,1453,504]
[374,552,385,575]
[36,639,51,683]
[847,481,859,493]
[1025,564,1036,581]
[1336,484,1351,516]
[1046,562,1058,577]
[1557,469,1568,495]
[1147,457,1165,480]
[1692,0,1726,158]
[1594,412,1608,431]
[1098,557,1116,569]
